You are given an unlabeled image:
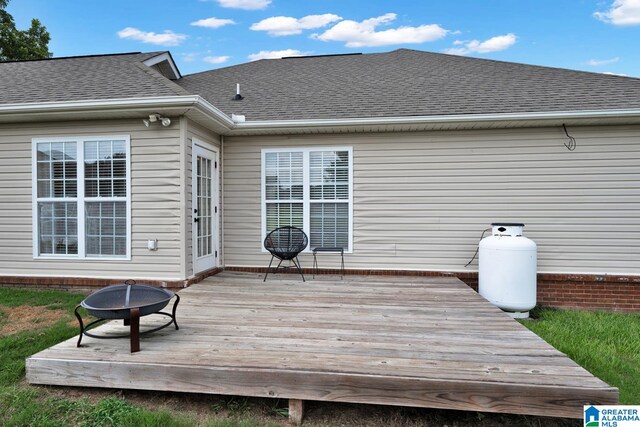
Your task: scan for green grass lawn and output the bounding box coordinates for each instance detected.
[1,287,636,426]
[0,288,84,386]
[520,307,640,405]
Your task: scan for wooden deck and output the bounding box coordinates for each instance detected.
[27,272,617,419]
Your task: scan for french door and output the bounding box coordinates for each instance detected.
[192,141,218,274]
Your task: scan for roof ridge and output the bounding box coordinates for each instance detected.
[394,49,640,81]
[181,48,639,81]
[282,52,363,59]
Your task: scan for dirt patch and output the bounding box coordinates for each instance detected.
[33,385,579,427]
[0,305,68,336]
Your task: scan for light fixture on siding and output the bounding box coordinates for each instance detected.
[143,114,171,127]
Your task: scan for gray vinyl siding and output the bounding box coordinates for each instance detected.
[223,125,640,275]
[184,119,221,277]
[0,119,184,281]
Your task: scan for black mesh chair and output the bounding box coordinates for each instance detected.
[263,226,308,282]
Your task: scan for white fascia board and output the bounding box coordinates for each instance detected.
[231,109,640,132]
[143,52,181,80]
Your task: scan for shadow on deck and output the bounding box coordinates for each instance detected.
[27,272,617,421]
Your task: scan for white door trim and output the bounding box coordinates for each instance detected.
[191,139,219,274]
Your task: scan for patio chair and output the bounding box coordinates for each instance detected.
[263,226,308,282]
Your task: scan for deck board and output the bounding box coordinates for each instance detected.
[27,272,618,418]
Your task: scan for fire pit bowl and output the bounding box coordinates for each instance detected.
[74,280,180,353]
[81,283,174,319]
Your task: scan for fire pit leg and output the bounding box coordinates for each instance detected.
[130,307,140,353]
[172,294,180,330]
[74,304,85,347]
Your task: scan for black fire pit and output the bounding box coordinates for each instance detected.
[74,280,180,353]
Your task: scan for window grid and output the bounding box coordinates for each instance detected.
[310,203,349,249]
[36,141,77,198]
[265,151,303,201]
[309,151,349,201]
[38,202,78,255]
[263,148,351,252]
[33,137,129,259]
[85,140,127,198]
[85,202,127,257]
[266,202,304,231]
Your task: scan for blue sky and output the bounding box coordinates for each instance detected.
[7,0,640,77]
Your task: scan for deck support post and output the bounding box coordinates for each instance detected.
[129,308,140,353]
[288,399,304,425]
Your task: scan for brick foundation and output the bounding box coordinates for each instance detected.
[1,266,638,313]
[0,267,223,293]
[457,273,640,312]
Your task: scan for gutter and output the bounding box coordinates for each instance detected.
[232,109,640,132]
[1,95,639,134]
[0,95,236,129]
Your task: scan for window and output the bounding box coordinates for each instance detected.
[32,136,130,259]
[262,147,352,252]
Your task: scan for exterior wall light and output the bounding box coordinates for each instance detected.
[143,114,171,127]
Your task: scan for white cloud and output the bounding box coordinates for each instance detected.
[594,0,640,26]
[203,55,231,64]
[182,53,198,63]
[216,0,270,10]
[603,71,628,76]
[587,57,620,66]
[251,14,342,36]
[313,13,448,47]
[117,27,187,46]
[445,33,517,55]
[191,17,236,29]
[248,49,305,61]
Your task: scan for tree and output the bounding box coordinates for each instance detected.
[0,0,51,61]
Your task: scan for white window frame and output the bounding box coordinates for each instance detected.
[31,135,132,260]
[261,146,353,253]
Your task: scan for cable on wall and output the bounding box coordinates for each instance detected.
[465,228,492,268]
[562,124,577,151]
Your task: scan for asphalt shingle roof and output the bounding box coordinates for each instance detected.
[177,48,640,121]
[2,49,640,121]
[0,52,188,105]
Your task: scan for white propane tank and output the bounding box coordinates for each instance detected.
[478,223,537,318]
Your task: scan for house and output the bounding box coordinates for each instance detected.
[1,49,639,311]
